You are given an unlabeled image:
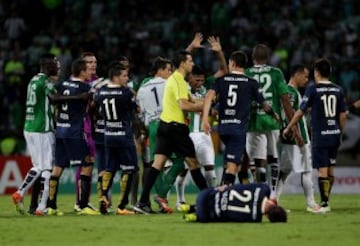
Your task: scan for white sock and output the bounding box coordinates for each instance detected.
[19,167,41,197]
[37,170,51,211]
[269,163,280,199]
[276,170,290,203]
[204,169,217,187]
[301,171,317,207]
[175,175,186,203]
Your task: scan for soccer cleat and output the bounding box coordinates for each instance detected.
[74,204,81,212]
[47,208,64,216]
[77,207,101,215]
[176,201,187,212]
[154,195,173,214]
[116,208,135,215]
[35,210,46,216]
[74,203,97,212]
[12,191,25,215]
[87,202,97,211]
[133,202,154,215]
[183,213,197,222]
[306,204,323,214]
[177,203,191,213]
[319,202,331,213]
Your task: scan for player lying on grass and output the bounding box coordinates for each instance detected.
[180,183,287,223]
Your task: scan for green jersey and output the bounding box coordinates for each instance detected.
[188,85,207,132]
[24,73,56,132]
[245,65,288,131]
[280,85,310,144]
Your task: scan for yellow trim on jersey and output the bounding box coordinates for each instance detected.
[160,70,189,124]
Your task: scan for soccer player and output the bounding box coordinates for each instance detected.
[245,44,295,200]
[202,50,279,186]
[283,58,347,212]
[133,50,208,214]
[47,59,99,215]
[277,64,321,213]
[136,56,182,213]
[175,65,217,209]
[12,54,59,215]
[95,62,139,215]
[74,52,99,212]
[181,183,287,223]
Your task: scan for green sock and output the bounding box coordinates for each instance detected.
[155,157,185,198]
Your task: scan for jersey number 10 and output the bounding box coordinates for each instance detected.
[320,94,337,117]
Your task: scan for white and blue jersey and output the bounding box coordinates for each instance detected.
[212,73,265,135]
[95,84,137,147]
[300,81,347,148]
[196,183,270,222]
[55,79,91,139]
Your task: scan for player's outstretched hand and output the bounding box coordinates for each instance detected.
[186,32,204,51]
[207,36,222,53]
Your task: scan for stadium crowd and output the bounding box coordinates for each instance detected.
[0,0,359,151]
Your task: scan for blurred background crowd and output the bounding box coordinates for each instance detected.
[0,0,359,155]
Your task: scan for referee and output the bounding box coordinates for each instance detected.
[134,50,208,214]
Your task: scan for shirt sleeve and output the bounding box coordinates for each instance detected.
[300,84,314,112]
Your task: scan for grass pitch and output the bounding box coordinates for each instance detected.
[0,193,359,246]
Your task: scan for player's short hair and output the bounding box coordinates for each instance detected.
[191,65,205,76]
[40,53,58,76]
[314,58,331,78]
[80,52,96,59]
[172,50,191,68]
[252,44,270,63]
[267,205,287,223]
[230,51,248,68]
[150,56,172,76]
[117,56,130,68]
[71,58,87,77]
[108,61,127,79]
[290,64,307,77]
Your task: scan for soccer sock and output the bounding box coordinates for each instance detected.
[118,173,133,209]
[142,162,152,190]
[29,176,42,213]
[256,167,267,183]
[204,169,217,187]
[238,170,249,184]
[48,176,59,209]
[37,170,51,211]
[18,167,41,197]
[75,167,81,205]
[79,175,91,209]
[175,175,186,203]
[275,171,288,203]
[270,163,280,199]
[101,171,113,199]
[222,173,235,185]
[79,174,91,209]
[328,175,335,194]
[154,157,186,198]
[130,171,139,205]
[97,176,103,200]
[249,161,256,182]
[190,168,208,190]
[301,171,316,207]
[139,167,160,204]
[318,177,330,205]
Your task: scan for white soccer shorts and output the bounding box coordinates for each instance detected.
[280,143,312,173]
[24,131,55,171]
[246,130,280,160]
[190,132,215,166]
